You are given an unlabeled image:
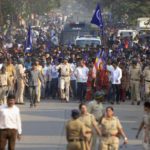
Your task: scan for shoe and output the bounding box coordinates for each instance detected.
[131,102,135,105]
[137,101,140,105]
[30,104,33,108]
[34,104,37,108]
[110,102,114,105]
[117,102,120,105]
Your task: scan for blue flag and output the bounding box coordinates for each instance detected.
[25,25,32,52]
[91,4,104,34]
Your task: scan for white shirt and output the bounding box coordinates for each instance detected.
[109,66,122,84]
[107,65,114,81]
[0,105,22,134]
[70,63,76,80]
[75,66,89,83]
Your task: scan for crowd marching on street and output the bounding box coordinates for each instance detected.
[0,11,150,150]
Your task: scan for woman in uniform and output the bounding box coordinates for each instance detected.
[79,103,101,150]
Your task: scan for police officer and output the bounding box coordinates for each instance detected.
[35,60,43,103]
[0,66,10,105]
[87,91,105,150]
[129,59,142,105]
[5,58,16,94]
[143,62,150,102]
[136,101,150,150]
[100,106,128,150]
[56,57,71,102]
[15,60,25,104]
[79,103,101,150]
[66,109,86,150]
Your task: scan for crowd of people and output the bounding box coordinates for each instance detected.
[0,11,150,150]
[0,28,150,107]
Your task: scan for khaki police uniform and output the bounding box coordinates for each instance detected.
[129,65,141,103]
[15,64,25,104]
[88,100,103,150]
[79,113,97,150]
[100,116,123,150]
[57,63,71,102]
[143,112,150,150]
[36,65,43,102]
[66,119,86,150]
[6,64,16,93]
[143,66,150,101]
[0,72,9,104]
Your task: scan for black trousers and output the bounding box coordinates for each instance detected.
[112,84,120,103]
[0,129,17,150]
[77,82,87,102]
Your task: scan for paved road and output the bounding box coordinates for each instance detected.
[16,100,144,150]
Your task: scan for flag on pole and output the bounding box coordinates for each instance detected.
[25,25,32,52]
[91,4,104,34]
[94,49,102,70]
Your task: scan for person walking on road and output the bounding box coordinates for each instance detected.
[56,57,71,102]
[0,94,22,150]
[75,60,89,102]
[136,101,150,150]
[87,90,105,150]
[79,103,101,150]
[143,62,150,102]
[15,60,25,104]
[66,109,87,150]
[129,59,142,105]
[26,63,44,108]
[100,106,128,150]
[0,66,10,105]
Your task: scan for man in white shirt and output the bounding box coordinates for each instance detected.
[75,60,89,102]
[0,94,22,150]
[70,60,77,99]
[108,61,122,104]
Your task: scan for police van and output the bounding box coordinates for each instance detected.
[75,35,101,47]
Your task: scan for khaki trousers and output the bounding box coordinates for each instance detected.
[130,80,140,102]
[67,141,85,150]
[0,86,7,105]
[16,79,25,103]
[100,137,119,150]
[145,82,150,101]
[60,77,70,101]
[37,80,41,102]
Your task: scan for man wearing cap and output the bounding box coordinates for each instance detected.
[129,59,142,105]
[56,57,71,102]
[87,91,105,150]
[66,109,86,150]
[0,94,22,150]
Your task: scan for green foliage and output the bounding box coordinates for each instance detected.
[79,0,150,25]
[0,0,60,26]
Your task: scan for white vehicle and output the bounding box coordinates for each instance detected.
[75,36,101,47]
[137,17,150,34]
[117,29,138,38]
